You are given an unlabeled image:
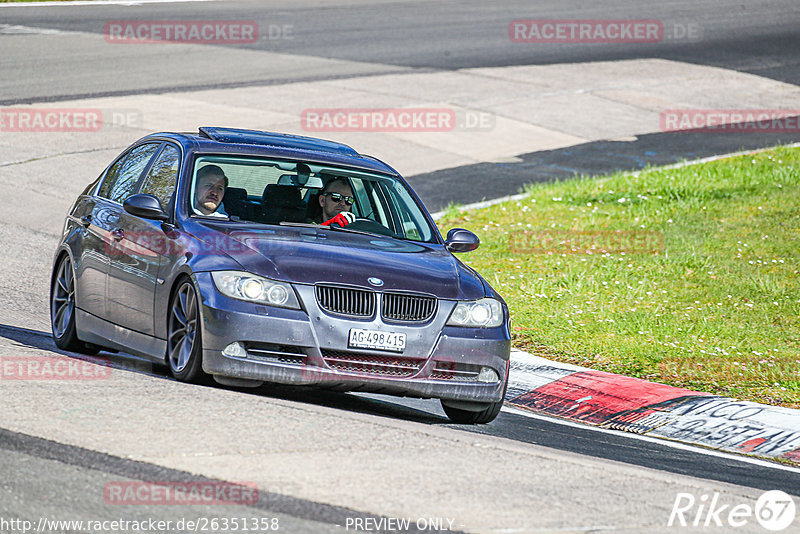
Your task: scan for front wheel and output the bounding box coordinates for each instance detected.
[167,279,207,383]
[441,399,504,424]
[441,375,508,424]
[50,254,98,355]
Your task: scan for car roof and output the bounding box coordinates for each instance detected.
[141,127,400,176]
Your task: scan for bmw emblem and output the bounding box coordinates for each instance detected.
[368,277,384,287]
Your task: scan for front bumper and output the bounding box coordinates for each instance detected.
[195,273,510,403]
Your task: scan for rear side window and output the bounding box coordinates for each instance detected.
[140,144,180,210]
[98,143,160,203]
[97,158,125,199]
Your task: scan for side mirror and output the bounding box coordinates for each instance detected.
[445,228,479,253]
[123,194,169,221]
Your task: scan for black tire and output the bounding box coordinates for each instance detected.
[50,254,99,355]
[167,278,207,383]
[441,373,508,424]
[441,399,504,424]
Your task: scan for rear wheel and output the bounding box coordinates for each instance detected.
[167,279,207,383]
[50,254,98,355]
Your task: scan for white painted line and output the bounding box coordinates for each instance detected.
[491,526,616,533]
[431,193,528,220]
[0,24,63,35]
[430,141,800,220]
[510,348,586,372]
[501,404,800,474]
[0,0,214,7]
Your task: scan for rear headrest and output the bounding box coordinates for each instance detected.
[305,191,322,221]
[262,184,301,207]
[223,187,247,202]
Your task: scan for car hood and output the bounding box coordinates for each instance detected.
[196,224,486,300]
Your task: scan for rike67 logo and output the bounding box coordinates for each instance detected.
[668,490,796,531]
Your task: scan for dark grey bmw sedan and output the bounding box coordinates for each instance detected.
[51,127,510,423]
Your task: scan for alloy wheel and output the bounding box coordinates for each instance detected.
[168,282,198,373]
[51,256,75,339]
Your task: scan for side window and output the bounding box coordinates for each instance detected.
[391,191,421,240]
[98,143,160,203]
[358,180,390,227]
[140,144,180,210]
[97,157,127,199]
[376,181,430,241]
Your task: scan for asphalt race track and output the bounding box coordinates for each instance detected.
[1,1,800,532]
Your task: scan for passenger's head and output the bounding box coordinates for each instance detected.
[319,177,353,221]
[194,165,228,215]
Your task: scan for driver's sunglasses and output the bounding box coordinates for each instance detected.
[325,192,354,206]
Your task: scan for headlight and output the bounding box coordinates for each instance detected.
[446,298,503,328]
[211,271,300,309]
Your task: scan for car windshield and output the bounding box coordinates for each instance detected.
[190,156,436,242]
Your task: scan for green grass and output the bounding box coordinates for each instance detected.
[437,145,800,407]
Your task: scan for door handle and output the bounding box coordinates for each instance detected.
[111,228,124,242]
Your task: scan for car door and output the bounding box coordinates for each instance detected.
[73,165,122,320]
[106,142,181,336]
[95,142,161,333]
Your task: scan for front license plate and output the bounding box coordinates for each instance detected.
[348,329,406,353]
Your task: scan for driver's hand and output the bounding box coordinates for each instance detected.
[321,212,356,227]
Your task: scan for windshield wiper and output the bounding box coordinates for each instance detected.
[277,222,319,228]
[274,221,380,237]
[279,220,407,240]
[321,224,381,238]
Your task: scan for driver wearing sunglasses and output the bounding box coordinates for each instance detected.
[318,177,356,227]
